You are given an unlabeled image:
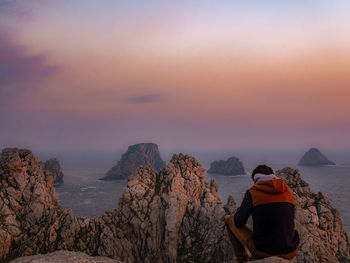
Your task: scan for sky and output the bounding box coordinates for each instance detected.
[0,0,350,152]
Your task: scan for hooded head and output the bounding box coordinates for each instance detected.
[251,164,274,182]
[249,165,294,205]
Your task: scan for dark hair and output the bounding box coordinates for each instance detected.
[251,164,274,181]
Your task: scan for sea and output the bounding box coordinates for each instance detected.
[38,149,350,234]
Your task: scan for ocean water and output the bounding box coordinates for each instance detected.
[49,151,350,234]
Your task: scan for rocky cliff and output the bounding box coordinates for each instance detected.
[11,251,123,263]
[277,167,349,262]
[43,158,64,184]
[298,148,335,166]
[11,251,287,263]
[0,148,233,262]
[0,148,349,262]
[101,143,166,180]
[207,156,245,175]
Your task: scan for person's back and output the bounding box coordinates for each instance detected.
[225,165,299,262]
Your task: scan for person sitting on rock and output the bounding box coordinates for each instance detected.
[225,164,299,262]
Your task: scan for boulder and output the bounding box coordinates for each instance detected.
[100,143,166,180]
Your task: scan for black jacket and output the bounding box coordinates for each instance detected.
[234,178,299,255]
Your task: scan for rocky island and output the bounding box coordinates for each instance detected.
[298,148,336,166]
[0,148,349,262]
[100,143,166,180]
[43,158,64,184]
[207,156,245,175]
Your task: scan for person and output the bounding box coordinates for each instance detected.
[225,164,299,262]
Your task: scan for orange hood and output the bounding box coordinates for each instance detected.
[249,178,295,206]
[251,178,288,194]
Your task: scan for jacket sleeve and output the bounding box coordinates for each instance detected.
[234,190,253,228]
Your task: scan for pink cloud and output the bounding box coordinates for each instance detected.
[0,30,58,106]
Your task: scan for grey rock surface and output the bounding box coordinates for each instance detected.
[298,148,335,166]
[207,156,245,175]
[101,143,166,180]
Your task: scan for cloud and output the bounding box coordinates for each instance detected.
[126,94,162,104]
[0,30,58,105]
[0,0,33,21]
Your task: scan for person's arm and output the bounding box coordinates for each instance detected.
[234,190,253,228]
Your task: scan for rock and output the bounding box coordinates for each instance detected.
[224,195,236,215]
[207,156,245,175]
[43,158,64,184]
[100,143,166,180]
[0,149,232,262]
[250,257,290,263]
[298,148,335,166]
[277,167,349,263]
[10,250,123,263]
[0,148,349,262]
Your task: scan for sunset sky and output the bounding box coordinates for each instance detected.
[1,0,350,152]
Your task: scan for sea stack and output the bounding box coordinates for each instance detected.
[207,156,245,175]
[44,158,64,183]
[100,143,166,180]
[298,148,335,166]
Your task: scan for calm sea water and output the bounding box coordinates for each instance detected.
[48,151,349,234]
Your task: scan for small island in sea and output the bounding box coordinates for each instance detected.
[100,143,166,180]
[298,148,336,166]
[43,158,64,184]
[207,156,245,175]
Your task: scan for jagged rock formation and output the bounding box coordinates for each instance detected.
[0,148,349,262]
[0,148,233,262]
[43,158,64,184]
[101,143,166,180]
[207,156,245,175]
[298,148,335,166]
[277,167,349,262]
[11,251,123,263]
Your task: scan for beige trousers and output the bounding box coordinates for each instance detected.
[225,215,298,262]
